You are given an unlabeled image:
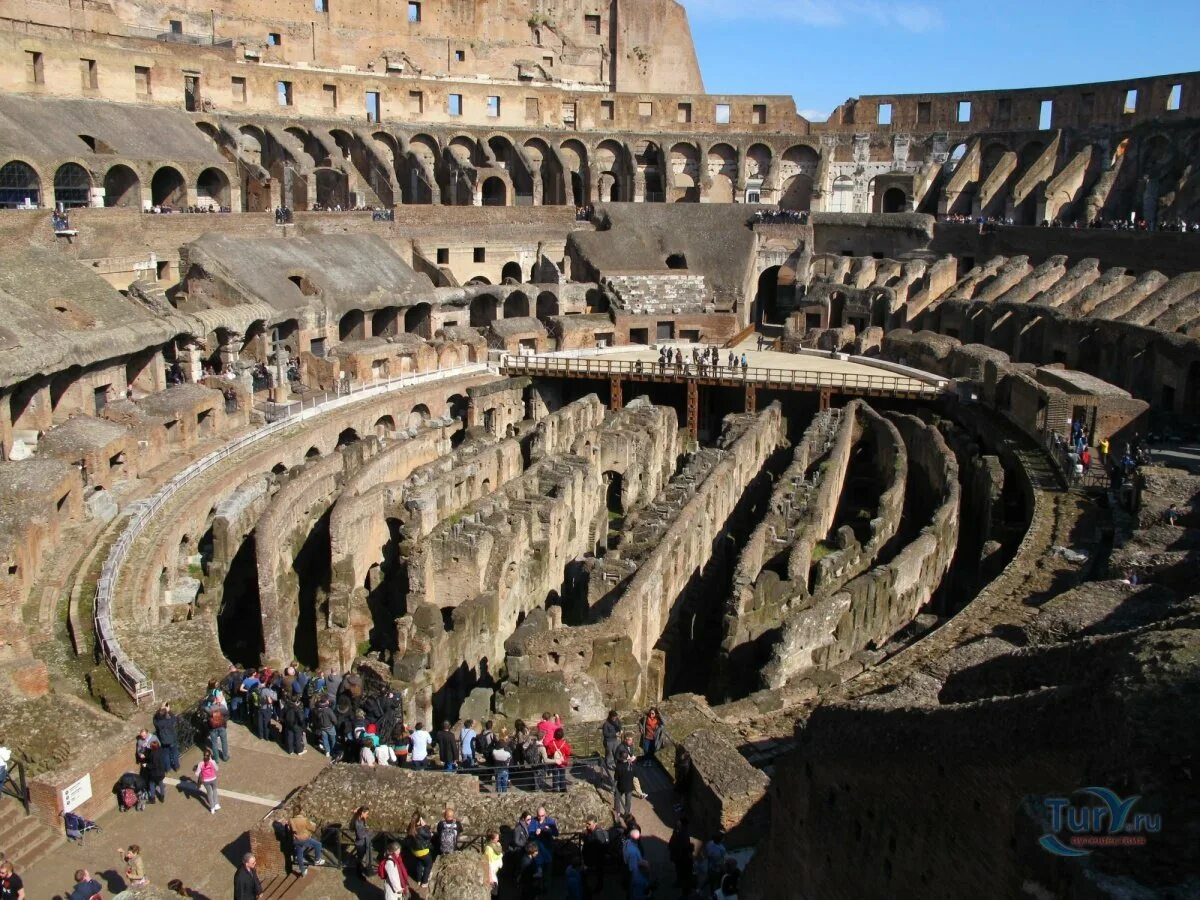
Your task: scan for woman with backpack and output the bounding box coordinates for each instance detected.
[491,727,513,793]
[543,727,572,793]
[403,813,433,888]
[379,841,410,900]
[194,748,220,813]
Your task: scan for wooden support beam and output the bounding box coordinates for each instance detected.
[609,376,623,411]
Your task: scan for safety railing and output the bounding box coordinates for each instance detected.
[0,758,30,814]
[500,353,947,396]
[93,363,492,703]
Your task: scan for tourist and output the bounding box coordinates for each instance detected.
[359,724,379,766]
[669,817,694,894]
[119,845,147,887]
[704,832,728,890]
[409,722,432,769]
[614,733,637,817]
[601,709,623,784]
[435,806,461,857]
[718,857,741,897]
[404,813,434,886]
[1099,436,1110,464]
[475,719,496,767]
[581,818,609,894]
[460,718,477,765]
[639,707,666,764]
[518,843,544,898]
[622,828,652,900]
[312,696,337,757]
[153,702,180,772]
[564,852,584,900]
[351,805,373,879]
[0,860,24,900]
[193,748,220,814]
[1166,504,1181,526]
[483,831,503,897]
[543,727,572,792]
[530,805,559,867]
[282,697,306,755]
[142,737,169,804]
[134,728,155,766]
[434,721,460,771]
[381,841,409,900]
[203,682,230,761]
[536,712,558,741]
[67,869,103,900]
[492,727,513,793]
[234,854,262,900]
[254,679,277,743]
[289,803,324,876]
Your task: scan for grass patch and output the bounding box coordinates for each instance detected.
[811,541,836,562]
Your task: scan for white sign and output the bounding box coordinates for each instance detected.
[61,774,93,813]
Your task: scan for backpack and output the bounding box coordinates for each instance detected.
[208,707,226,729]
[549,740,566,765]
[120,786,138,810]
[377,853,408,886]
[437,820,460,854]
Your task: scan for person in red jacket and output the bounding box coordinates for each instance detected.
[543,727,572,793]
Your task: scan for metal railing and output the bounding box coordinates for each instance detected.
[501,353,947,396]
[93,364,491,703]
[0,758,30,814]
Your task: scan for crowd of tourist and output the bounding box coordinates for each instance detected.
[575,204,594,222]
[749,209,809,225]
[143,205,232,214]
[1048,419,1155,489]
[50,210,72,232]
[655,345,750,377]
[939,212,1200,233]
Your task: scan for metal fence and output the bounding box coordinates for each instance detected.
[93,364,491,704]
[501,353,947,396]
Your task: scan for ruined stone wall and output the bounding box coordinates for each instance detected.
[679,728,769,848]
[204,473,272,608]
[511,405,783,710]
[526,394,607,462]
[764,413,958,689]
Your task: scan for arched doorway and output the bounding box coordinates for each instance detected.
[780,175,813,211]
[882,187,907,213]
[406,404,430,429]
[756,266,781,326]
[446,394,469,447]
[104,165,140,208]
[481,176,507,206]
[217,532,263,666]
[501,262,523,284]
[196,167,231,210]
[536,292,558,318]
[339,310,366,342]
[53,163,91,208]
[504,292,530,318]
[336,428,361,448]
[470,294,499,327]
[404,303,432,337]
[150,166,186,208]
[0,160,40,208]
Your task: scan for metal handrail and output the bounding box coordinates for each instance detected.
[500,354,947,395]
[0,758,30,814]
[93,364,491,703]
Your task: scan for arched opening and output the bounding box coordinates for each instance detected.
[150,166,186,208]
[406,404,430,429]
[481,176,507,206]
[0,160,40,208]
[271,462,288,476]
[828,176,854,213]
[315,168,349,208]
[339,309,366,342]
[103,165,141,208]
[604,471,624,515]
[780,175,814,211]
[404,302,432,337]
[53,163,91,208]
[570,172,584,205]
[756,266,781,326]
[446,394,469,447]
[882,187,908,213]
[372,307,399,337]
[536,291,558,318]
[666,254,688,270]
[467,276,491,286]
[470,294,499,327]
[336,427,360,449]
[503,291,530,318]
[305,446,321,459]
[374,415,395,437]
[501,262,523,284]
[196,167,231,210]
[217,532,263,667]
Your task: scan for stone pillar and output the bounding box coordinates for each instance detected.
[609,376,623,411]
[218,332,243,374]
[183,343,204,383]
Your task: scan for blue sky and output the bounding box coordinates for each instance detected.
[681,0,1200,120]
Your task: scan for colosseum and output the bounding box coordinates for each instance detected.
[0,0,1196,897]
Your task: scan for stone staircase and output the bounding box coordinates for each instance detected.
[0,801,64,872]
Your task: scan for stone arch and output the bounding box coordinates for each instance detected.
[196,167,230,210]
[150,165,186,207]
[635,140,666,201]
[471,294,499,327]
[946,143,968,172]
[596,140,629,201]
[406,404,431,429]
[524,137,564,205]
[780,175,814,211]
[536,291,558,318]
[339,309,366,342]
[481,175,507,206]
[404,302,432,338]
[560,139,588,204]
[271,462,288,476]
[746,143,772,180]
[828,175,854,213]
[706,143,737,204]
[285,126,327,167]
[466,276,491,285]
[781,145,820,178]
[103,164,141,208]
[314,167,349,208]
[372,307,400,337]
[305,445,321,459]
[504,291,530,318]
[400,133,438,204]
[501,262,523,284]
[53,162,92,209]
[882,187,908,213]
[374,414,396,437]
[0,160,41,208]
[336,427,361,448]
[670,142,700,202]
[487,134,533,202]
[1017,140,1046,172]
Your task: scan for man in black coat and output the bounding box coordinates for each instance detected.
[153,703,179,772]
[433,721,460,771]
[234,853,262,900]
[142,740,169,804]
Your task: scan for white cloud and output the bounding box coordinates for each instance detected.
[798,108,829,122]
[682,0,942,32]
